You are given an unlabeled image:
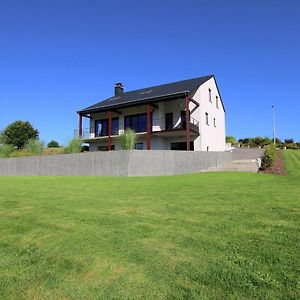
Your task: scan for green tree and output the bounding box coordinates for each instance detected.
[47,140,60,148]
[226,136,236,144]
[2,121,39,149]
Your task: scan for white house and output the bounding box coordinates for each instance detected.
[77,75,226,151]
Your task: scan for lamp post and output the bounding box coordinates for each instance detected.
[272,105,276,147]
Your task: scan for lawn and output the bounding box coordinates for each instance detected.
[0,151,299,299]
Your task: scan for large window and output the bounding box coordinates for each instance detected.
[95,119,108,137]
[112,117,119,135]
[95,117,119,137]
[124,113,151,133]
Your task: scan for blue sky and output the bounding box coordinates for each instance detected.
[0,0,299,145]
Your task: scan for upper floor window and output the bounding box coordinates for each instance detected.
[112,117,119,135]
[124,113,152,133]
[213,118,216,127]
[209,88,212,102]
[216,96,219,109]
[95,119,108,137]
[95,117,119,137]
[205,112,209,125]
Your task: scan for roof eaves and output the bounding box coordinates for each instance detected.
[78,91,189,114]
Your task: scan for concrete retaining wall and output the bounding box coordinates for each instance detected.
[0,150,232,176]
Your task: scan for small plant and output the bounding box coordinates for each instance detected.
[118,129,137,150]
[65,137,82,153]
[0,143,14,158]
[261,144,276,169]
[25,139,44,155]
[47,140,60,148]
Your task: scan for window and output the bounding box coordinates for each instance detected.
[95,117,119,137]
[205,112,209,125]
[171,142,194,151]
[112,117,119,135]
[216,96,219,109]
[165,113,173,130]
[98,145,115,151]
[213,118,216,127]
[135,143,143,150]
[124,113,151,133]
[209,88,212,102]
[95,119,108,137]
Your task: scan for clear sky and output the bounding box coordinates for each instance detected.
[0,0,299,145]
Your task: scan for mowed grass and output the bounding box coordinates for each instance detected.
[0,152,299,299]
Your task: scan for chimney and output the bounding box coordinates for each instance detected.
[115,82,124,96]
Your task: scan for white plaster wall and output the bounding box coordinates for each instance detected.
[192,77,226,151]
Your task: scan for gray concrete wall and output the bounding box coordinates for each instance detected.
[0,150,232,176]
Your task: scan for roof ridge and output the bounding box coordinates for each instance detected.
[116,74,214,96]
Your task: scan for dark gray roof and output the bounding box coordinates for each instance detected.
[79,75,214,114]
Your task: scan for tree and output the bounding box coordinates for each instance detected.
[2,121,39,149]
[226,136,236,144]
[284,138,294,144]
[47,140,60,148]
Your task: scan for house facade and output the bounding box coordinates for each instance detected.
[77,75,226,151]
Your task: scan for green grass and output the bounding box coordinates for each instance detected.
[282,150,300,176]
[0,152,299,299]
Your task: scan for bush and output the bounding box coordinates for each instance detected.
[1,121,39,149]
[0,143,14,158]
[261,144,276,169]
[65,137,82,153]
[25,139,44,155]
[285,143,299,150]
[47,140,60,148]
[118,129,137,150]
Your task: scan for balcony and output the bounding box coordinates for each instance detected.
[75,115,199,140]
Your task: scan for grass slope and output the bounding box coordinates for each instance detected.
[282,150,300,176]
[0,152,299,299]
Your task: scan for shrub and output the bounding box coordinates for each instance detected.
[118,129,137,150]
[65,137,82,153]
[47,140,60,148]
[285,143,299,150]
[261,144,276,169]
[25,139,44,155]
[1,121,39,149]
[0,143,14,158]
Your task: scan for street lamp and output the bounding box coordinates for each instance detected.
[272,105,276,147]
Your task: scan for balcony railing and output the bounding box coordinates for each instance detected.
[74,115,199,139]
